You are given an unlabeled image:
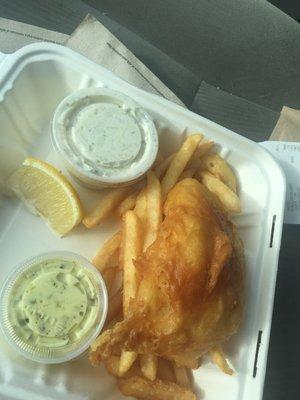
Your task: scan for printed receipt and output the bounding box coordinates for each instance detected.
[260,141,300,224]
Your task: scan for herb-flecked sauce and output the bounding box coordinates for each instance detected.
[8,259,100,351]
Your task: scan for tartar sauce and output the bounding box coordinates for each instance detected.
[52,88,158,188]
[69,102,142,168]
[7,259,100,353]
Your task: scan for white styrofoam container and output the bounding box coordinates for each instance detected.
[0,43,285,400]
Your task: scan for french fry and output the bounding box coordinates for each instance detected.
[119,190,145,269]
[140,354,158,381]
[121,177,161,377]
[197,140,215,157]
[201,153,237,192]
[154,153,176,180]
[118,376,196,400]
[161,134,202,198]
[210,346,234,375]
[119,351,138,377]
[134,187,147,227]
[139,171,161,379]
[173,364,191,388]
[122,211,143,313]
[105,355,141,378]
[83,187,130,228]
[198,171,241,213]
[119,210,143,376]
[179,168,196,181]
[188,141,215,169]
[187,138,205,163]
[143,171,162,251]
[92,231,121,271]
[116,190,139,217]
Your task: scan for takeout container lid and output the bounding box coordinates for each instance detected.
[51,87,159,189]
[0,251,108,364]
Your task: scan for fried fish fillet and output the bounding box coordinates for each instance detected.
[90,178,244,366]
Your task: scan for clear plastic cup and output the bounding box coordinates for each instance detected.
[0,251,108,364]
[51,87,159,189]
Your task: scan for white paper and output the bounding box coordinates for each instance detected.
[269,106,300,142]
[260,141,300,224]
[66,15,184,106]
[0,17,68,53]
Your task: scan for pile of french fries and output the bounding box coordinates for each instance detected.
[83,133,239,399]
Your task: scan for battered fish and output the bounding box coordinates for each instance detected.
[90,178,244,366]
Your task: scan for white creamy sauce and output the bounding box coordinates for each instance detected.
[63,101,143,173]
[53,89,158,185]
[70,103,142,167]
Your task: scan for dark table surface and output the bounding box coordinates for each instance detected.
[0,1,299,399]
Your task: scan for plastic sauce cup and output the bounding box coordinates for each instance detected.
[51,87,159,189]
[0,251,107,364]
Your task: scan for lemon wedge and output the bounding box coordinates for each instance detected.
[8,157,83,236]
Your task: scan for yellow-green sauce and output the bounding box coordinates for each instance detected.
[8,259,100,354]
